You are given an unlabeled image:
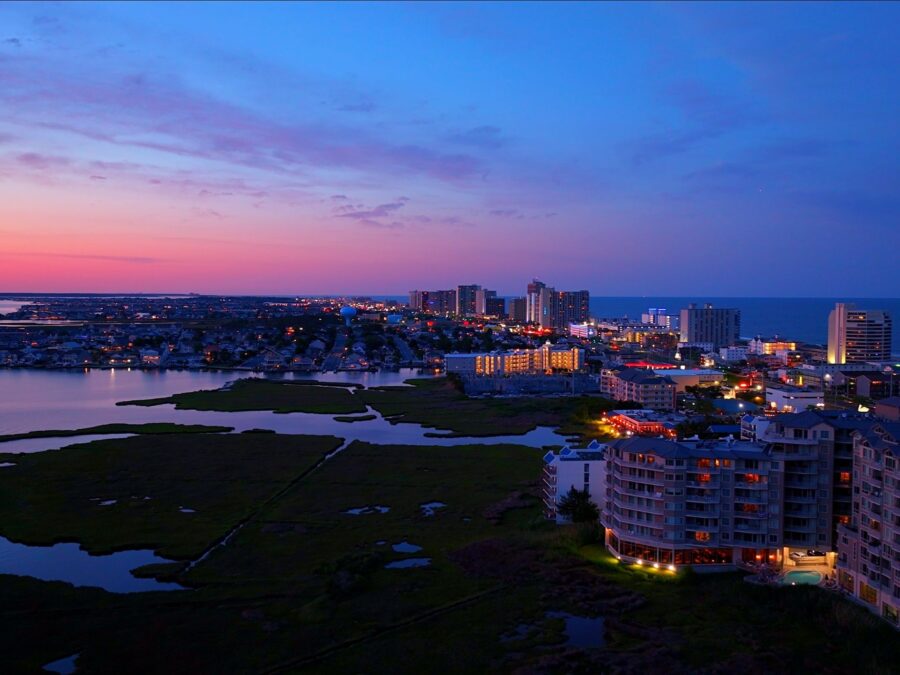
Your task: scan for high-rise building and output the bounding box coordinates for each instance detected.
[642,308,680,331]
[486,296,505,317]
[525,280,589,329]
[555,290,590,327]
[507,297,527,323]
[679,303,740,348]
[408,290,429,312]
[827,302,892,364]
[456,285,480,317]
[474,289,502,316]
[430,289,456,315]
[837,421,900,626]
[526,279,552,326]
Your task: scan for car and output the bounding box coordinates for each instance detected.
[789,551,806,560]
[806,549,826,557]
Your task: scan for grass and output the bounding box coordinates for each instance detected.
[116,377,619,443]
[118,378,368,415]
[0,433,341,558]
[0,422,233,443]
[333,414,378,423]
[3,428,900,672]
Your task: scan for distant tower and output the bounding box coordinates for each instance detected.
[339,305,357,327]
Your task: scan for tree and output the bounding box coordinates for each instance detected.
[557,487,600,523]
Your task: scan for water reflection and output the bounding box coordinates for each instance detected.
[0,536,184,593]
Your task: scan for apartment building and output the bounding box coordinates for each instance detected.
[600,367,677,411]
[542,441,607,522]
[828,302,893,364]
[601,436,781,569]
[836,422,900,627]
[679,303,740,349]
[445,342,585,376]
[760,410,872,550]
[456,285,481,317]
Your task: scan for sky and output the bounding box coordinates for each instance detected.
[1,1,898,296]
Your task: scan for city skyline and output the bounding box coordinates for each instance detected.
[2,2,899,296]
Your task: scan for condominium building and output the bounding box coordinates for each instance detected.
[760,410,872,550]
[836,422,900,627]
[748,337,798,356]
[600,367,677,411]
[765,382,824,413]
[456,285,481,317]
[555,290,590,328]
[679,303,740,349]
[474,289,504,317]
[408,289,456,315]
[542,442,608,522]
[828,302,893,364]
[641,307,680,331]
[507,297,527,323]
[568,323,597,339]
[525,279,589,329]
[601,437,782,569]
[526,279,552,327]
[444,342,585,376]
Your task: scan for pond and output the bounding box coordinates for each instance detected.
[385,558,431,569]
[0,536,184,593]
[546,611,605,648]
[0,368,428,435]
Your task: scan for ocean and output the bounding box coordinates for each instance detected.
[377,296,900,353]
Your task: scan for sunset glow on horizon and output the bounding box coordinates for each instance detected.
[2,2,898,296]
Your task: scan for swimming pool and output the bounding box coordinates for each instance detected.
[781,570,823,586]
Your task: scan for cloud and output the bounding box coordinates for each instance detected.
[3,37,21,47]
[337,201,407,221]
[337,101,376,113]
[12,252,166,264]
[447,125,505,149]
[16,152,71,169]
[0,54,484,184]
[624,79,761,164]
[489,208,518,217]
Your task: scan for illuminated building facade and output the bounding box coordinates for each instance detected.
[828,302,892,364]
[600,367,677,410]
[542,442,608,522]
[837,422,900,626]
[456,285,481,317]
[748,337,798,355]
[602,437,782,569]
[444,342,585,376]
[679,303,740,349]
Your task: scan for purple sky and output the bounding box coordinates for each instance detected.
[1,2,898,296]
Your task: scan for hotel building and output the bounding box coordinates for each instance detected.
[525,279,590,330]
[456,285,481,317]
[542,441,608,522]
[837,422,900,626]
[828,302,893,364]
[601,437,782,568]
[444,342,585,376]
[600,367,677,411]
[679,303,741,349]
